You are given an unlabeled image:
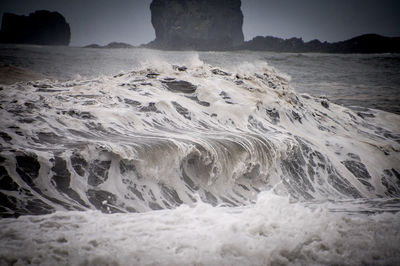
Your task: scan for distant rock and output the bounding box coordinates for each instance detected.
[84,44,102,49]
[104,42,134,49]
[329,34,400,53]
[0,10,71,45]
[83,42,134,49]
[237,36,308,52]
[146,0,244,50]
[237,34,400,53]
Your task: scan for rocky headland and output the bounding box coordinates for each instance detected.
[0,10,70,46]
[237,34,400,53]
[146,0,244,50]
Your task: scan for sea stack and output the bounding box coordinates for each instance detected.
[147,0,244,50]
[0,10,71,46]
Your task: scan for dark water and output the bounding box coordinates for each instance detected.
[263,53,400,114]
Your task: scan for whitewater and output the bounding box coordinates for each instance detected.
[0,50,400,265]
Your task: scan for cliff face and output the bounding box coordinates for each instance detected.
[148,0,244,50]
[0,10,71,46]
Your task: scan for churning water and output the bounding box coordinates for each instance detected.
[0,45,399,265]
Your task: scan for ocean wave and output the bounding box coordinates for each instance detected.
[0,59,399,217]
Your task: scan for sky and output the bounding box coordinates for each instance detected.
[0,0,399,47]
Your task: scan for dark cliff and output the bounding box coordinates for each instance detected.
[147,0,244,50]
[238,34,400,53]
[0,10,71,46]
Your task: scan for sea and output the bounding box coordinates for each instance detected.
[0,44,399,265]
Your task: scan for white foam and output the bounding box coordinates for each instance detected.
[0,192,398,265]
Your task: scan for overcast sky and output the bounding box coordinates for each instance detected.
[0,0,399,46]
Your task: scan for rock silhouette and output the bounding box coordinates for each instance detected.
[237,34,400,53]
[84,42,134,49]
[147,0,244,50]
[0,10,71,45]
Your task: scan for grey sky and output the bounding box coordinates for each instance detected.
[0,0,399,46]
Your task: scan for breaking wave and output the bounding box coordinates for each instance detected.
[1,57,399,217]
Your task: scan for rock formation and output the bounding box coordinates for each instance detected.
[84,42,134,49]
[0,10,71,46]
[147,0,244,50]
[237,34,400,54]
